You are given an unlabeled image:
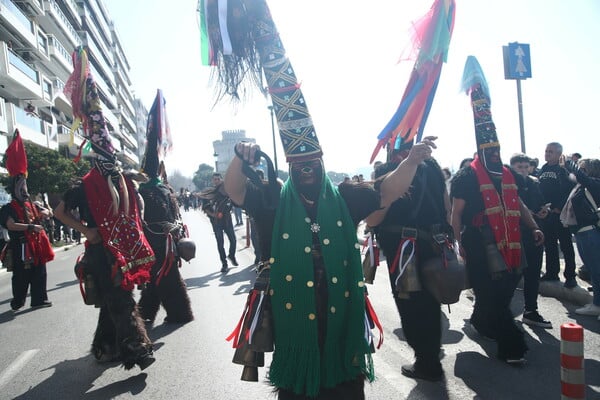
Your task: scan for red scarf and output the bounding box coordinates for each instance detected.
[83,168,154,290]
[10,200,54,265]
[471,157,521,270]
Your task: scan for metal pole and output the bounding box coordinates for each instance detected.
[213,151,218,172]
[516,79,526,153]
[268,105,279,176]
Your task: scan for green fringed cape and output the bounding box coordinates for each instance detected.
[268,176,373,397]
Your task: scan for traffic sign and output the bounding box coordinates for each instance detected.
[503,42,532,80]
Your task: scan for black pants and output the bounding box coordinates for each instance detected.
[463,228,527,359]
[522,228,544,312]
[394,290,442,372]
[277,376,364,400]
[11,258,48,309]
[211,222,236,264]
[541,213,576,280]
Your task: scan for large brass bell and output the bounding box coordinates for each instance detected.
[232,341,264,382]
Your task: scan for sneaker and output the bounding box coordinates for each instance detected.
[522,311,552,329]
[575,303,600,316]
[227,255,239,266]
[31,301,52,309]
[401,363,443,382]
[564,278,578,289]
[220,264,229,273]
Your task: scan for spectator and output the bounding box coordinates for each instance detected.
[538,142,577,288]
[200,173,238,273]
[528,157,540,177]
[560,158,600,318]
[510,153,552,328]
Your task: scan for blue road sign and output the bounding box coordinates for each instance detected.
[504,42,531,79]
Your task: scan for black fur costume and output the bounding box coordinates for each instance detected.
[63,183,155,370]
[138,182,194,324]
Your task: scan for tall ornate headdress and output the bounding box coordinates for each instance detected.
[199,0,322,162]
[5,129,28,177]
[141,89,173,179]
[64,46,117,162]
[460,55,503,175]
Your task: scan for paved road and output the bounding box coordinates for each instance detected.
[0,210,598,399]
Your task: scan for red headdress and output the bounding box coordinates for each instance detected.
[5,129,28,177]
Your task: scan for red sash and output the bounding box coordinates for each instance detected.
[10,200,54,265]
[83,169,154,290]
[471,157,521,270]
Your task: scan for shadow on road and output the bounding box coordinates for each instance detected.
[11,354,149,399]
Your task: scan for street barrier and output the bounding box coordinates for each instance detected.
[560,323,585,400]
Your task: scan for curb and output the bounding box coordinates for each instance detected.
[538,280,592,306]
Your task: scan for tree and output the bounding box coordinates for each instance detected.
[192,163,215,191]
[1,143,90,199]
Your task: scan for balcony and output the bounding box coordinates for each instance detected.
[88,62,117,108]
[51,77,71,115]
[0,0,37,47]
[47,34,72,75]
[6,102,50,148]
[57,122,84,151]
[118,125,136,148]
[0,98,8,134]
[42,0,81,49]
[79,31,114,87]
[79,4,111,65]
[0,43,42,100]
[101,100,119,132]
[58,0,79,25]
[12,0,44,16]
[84,0,111,48]
[113,104,135,136]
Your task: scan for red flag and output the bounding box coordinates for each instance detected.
[5,129,27,177]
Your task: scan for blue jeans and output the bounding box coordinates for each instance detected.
[575,227,600,306]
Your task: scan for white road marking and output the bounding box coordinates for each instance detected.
[0,349,40,389]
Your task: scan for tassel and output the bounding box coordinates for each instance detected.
[226,291,257,348]
[391,238,416,285]
[365,295,384,349]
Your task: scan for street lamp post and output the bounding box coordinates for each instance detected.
[213,151,219,172]
[268,105,279,176]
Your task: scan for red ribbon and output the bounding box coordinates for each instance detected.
[365,295,384,349]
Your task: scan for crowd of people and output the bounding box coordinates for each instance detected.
[2,1,599,398]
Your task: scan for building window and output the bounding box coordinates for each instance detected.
[37,30,48,57]
[43,79,53,100]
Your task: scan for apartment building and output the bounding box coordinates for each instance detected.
[0,0,140,171]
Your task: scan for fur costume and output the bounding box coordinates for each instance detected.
[138,181,194,324]
[61,47,155,370]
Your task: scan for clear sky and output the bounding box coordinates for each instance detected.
[104,0,600,177]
